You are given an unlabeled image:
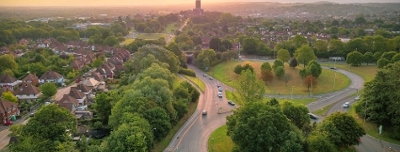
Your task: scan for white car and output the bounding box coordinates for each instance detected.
[202,110,207,115]
[218,92,223,98]
[355,95,360,100]
[343,102,350,108]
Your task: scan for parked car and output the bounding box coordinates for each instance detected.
[202,110,207,115]
[308,113,319,119]
[228,101,235,106]
[218,92,223,98]
[343,102,350,108]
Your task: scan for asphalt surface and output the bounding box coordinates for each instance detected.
[165,61,400,152]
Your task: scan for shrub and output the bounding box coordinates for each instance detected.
[178,68,196,77]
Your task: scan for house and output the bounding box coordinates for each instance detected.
[0,75,19,89]
[22,73,39,85]
[88,72,104,82]
[76,84,92,99]
[0,98,19,125]
[39,71,64,85]
[55,94,79,112]
[14,83,41,102]
[70,59,85,70]
[96,64,114,79]
[69,87,86,105]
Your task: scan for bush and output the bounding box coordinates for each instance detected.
[178,68,196,77]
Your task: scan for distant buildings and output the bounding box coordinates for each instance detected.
[193,0,204,16]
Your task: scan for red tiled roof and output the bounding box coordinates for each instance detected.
[22,73,39,82]
[14,83,41,95]
[40,71,63,80]
[69,87,85,99]
[56,94,79,112]
[0,75,18,83]
[0,98,18,115]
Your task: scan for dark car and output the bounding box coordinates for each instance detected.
[308,113,319,119]
[218,87,223,92]
[217,84,221,88]
[330,67,337,70]
[92,128,111,139]
[228,101,235,106]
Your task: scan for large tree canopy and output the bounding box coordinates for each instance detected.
[355,61,400,139]
[234,70,265,105]
[227,101,304,152]
[294,45,316,67]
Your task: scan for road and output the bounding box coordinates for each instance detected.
[325,94,400,152]
[164,65,235,152]
[166,20,187,44]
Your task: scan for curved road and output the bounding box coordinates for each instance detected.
[164,61,398,152]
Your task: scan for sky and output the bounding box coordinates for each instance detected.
[1,0,399,6]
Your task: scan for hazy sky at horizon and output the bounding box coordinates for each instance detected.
[1,0,400,6]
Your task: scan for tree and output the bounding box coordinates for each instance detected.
[295,45,316,68]
[242,63,254,73]
[104,115,153,152]
[10,105,77,151]
[234,65,242,75]
[281,101,310,130]
[0,54,18,74]
[103,36,119,46]
[2,91,18,103]
[363,52,375,65]
[307,133,336,152]
[355,62,400,139]
[277,49,290,63]
[289,58,298,68]
[242,37,258,55]
[303,75,317,93]
[318,112,365,147]
[127,44,180,74]
[274,66,285,79]
[307,60,322,78]
[209,37,221,52]
[282,73,292,86]
[195,49,216,70]
[260,70,274,83]
[260,62,272,72]
[346,51,364,66]
[234,70,265,105]
[291,34,308,49]
[227,101,304,152]
[92,57,103,68]
[39,82,57,98]
[143,107,171,141]
[377,58,389,68]
[93,92,113,125]
[272,60,284,70]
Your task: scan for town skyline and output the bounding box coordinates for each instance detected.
[1,0,400,7]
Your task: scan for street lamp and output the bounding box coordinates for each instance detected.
[291,86,295,101]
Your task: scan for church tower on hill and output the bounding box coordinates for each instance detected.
[193,0,204,15]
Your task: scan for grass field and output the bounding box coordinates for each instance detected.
[225,90,316,106]
[164,23,178,33]
[182,75,206,92]
[135,33,170,40]
[313,103,334,116]
[209,61,350,95]
[173,75,185,89]
[121,38,135,46]
[208,125,234,152]
[321,62,378,83]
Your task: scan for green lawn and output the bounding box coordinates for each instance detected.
[173,76,185,89]
[348,104,400,145]
[135,33,170,40]
[208,125,234,152]
[121,38,134,46]
[209,61,350,95]
[321,62,378,83]
[164,23,177,33]
[182,75,206,92]
[225,90,316,106]
[313,103,334,116]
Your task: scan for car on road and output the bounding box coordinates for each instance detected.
[202,110,207,115]
[355,95,360,100]
[217,83,221,88]
[29,112,35,117]
[218,87,223,92]
[203,73,207,77]
[330,67,337,70]
[218,92,223,98]
[343,102,350,108]
[308,113,319,119]
[209,77,213,80]
[228,101,235,106]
